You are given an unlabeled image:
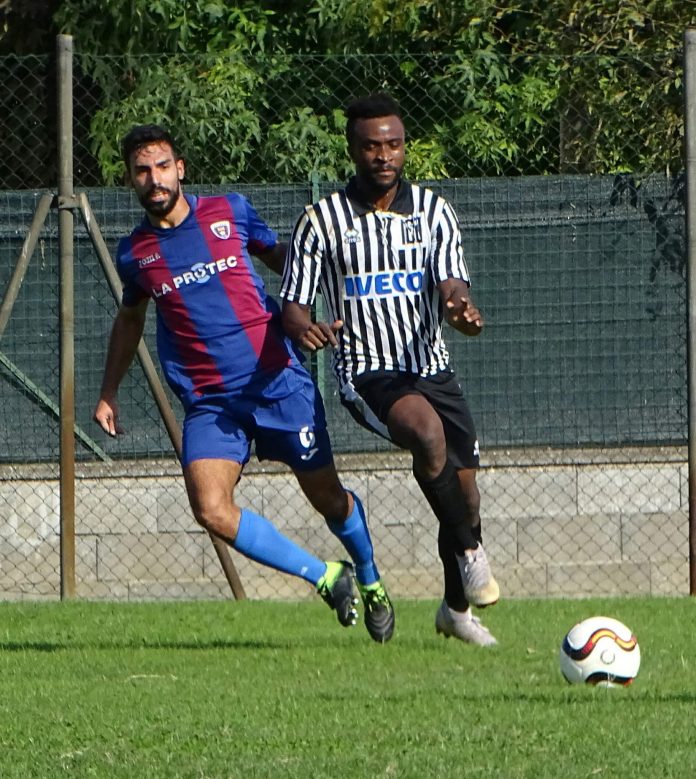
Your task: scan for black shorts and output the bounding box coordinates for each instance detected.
[339,370,480,469]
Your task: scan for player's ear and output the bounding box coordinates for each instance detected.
[177,157,186,182]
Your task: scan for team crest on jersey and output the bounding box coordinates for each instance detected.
[401,216,422,245]
[343,227,361,245]
[210,220,231,240]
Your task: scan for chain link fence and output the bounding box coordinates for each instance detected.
[0,48,689,602]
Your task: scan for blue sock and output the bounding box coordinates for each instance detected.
[233,509,326,585]
[327,491,379,586]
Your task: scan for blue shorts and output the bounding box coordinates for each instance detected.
[181,363,334,471]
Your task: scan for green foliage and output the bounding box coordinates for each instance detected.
[89,55,265,185]
[55,0,273,56]
[404,136,450,179]
[48,0,694,183]
[265,107,352,181]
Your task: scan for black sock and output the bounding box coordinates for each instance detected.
[472,521,482,545]
[438,524,469,611]
[414,459,477,552]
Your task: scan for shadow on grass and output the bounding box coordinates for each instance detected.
[0,637,293,652]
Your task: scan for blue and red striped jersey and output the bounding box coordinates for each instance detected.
[117,193,298,407]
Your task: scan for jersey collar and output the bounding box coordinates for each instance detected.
[345,176,413,215]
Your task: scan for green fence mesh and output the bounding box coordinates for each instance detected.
[0,48,688,601]
[0,174,685,463]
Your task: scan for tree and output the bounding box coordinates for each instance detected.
[23,1,696,183]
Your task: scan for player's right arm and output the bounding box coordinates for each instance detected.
[282,300,343,351]
[93,298,149,436]
[280,207,342,350]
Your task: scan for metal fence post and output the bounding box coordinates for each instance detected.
[57,34,76,599]
[684,28,696,596]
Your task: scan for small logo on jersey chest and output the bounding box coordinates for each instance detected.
[138,252,160,268]
[343,227,361,245]
[210,220,231,240]
[401,216,422,245]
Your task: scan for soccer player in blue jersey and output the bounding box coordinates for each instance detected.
[93,124,394,643]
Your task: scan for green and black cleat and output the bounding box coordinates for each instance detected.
[317,561,359,627]
[359,580,395,643]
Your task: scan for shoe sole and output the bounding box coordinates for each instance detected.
[465,581,500,608]
[436,623,497,646]
[471,597,499,609]
[336,597,359,627]
[365,615,395,643]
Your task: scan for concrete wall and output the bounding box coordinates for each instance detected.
[0,446,688,601]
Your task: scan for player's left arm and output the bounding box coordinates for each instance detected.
[254,241,287,276]
[432,197,482,336]
[241,193,286,275]
[438,278,483,337]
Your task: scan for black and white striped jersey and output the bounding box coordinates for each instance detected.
[281,177,471,386]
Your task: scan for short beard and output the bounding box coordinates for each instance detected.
[367,166,402,193]
[140,183,180,218]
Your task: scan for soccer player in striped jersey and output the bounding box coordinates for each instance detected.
[281,94,499,646]
[93,125,394,643]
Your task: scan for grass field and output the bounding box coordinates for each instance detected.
[0,596,695,778]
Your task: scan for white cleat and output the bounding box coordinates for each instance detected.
[435,601,498,647]
[457,543,500,607]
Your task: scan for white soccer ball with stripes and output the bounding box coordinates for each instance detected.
[559,616,640,688]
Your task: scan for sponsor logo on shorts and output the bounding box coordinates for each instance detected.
[299,426,318,461]
[473,439,480,458]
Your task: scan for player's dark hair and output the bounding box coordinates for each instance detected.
[121,124,181,169]
[345,93,403,143]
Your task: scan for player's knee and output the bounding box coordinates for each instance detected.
[189,496,239,536]
[316,487,350,523]
[412,426,447,466]
[392,417,443,458]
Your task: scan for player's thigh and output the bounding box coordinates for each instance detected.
[417,373,480,469]
[253,365,334,472]
[253,376,345,518]
[183,458,243,520]
[344,371,444,450]
[387,392,445,450]
[182,398,253,467]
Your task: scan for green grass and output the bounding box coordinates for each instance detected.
[0,597,695,778]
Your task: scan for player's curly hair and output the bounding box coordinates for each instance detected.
[121,125,181,169]
[344,93,403,143]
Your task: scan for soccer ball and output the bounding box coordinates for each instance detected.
[559,616,640,688]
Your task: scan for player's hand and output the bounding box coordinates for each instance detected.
[297,319,343,351]
[445,291,483,336]
[93,398,124,437]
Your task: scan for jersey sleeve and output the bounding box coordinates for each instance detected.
[116,236,149,307]
[280,207,323,305]
[431,198,471,285]
[237,195,278,255]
